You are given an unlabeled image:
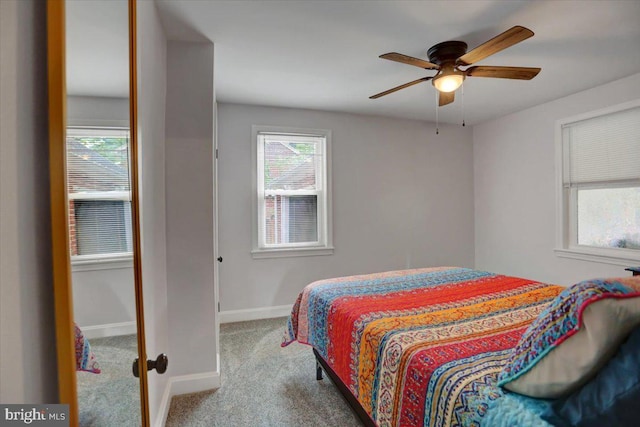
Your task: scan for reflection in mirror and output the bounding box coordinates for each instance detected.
[66,1,141,425]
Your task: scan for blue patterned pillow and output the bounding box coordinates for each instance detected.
[497,278,640,398]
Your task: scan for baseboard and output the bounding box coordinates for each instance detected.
[154,371,220,427]
[169,371,220,396]
[81,321,136,339]
[219,304,292,324]
[155,361,221,427]
[155,380,172,427]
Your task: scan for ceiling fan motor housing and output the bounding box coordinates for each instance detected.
[427,41,468,65]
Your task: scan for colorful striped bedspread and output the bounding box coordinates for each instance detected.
[282,267,563,427]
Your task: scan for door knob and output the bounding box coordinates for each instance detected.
[133,353,168,378]
[217,256,223,262]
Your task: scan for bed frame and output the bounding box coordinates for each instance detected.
[313,348,377,427]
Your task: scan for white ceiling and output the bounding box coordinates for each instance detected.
[66,0,129,98]
[67,0,640,125]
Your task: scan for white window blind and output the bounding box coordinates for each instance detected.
[66,127,132,258]
[562,106,640,187]
[257,132,326,248]
[557,104,640,256]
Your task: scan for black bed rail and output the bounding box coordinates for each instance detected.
[313,348,377,427]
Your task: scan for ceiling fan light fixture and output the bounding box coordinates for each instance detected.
[432,72,464,93]
[371,26,539,104]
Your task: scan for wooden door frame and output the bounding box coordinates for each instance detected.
[128,0,151,423]
[47,2,77,424]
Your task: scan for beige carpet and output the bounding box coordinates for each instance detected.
[166,317,363,426]
[77,334,141,427]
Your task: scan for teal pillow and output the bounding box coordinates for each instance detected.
[540,326,640,426]
[497,278,640,397]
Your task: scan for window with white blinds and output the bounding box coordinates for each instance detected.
[66,127,133,259]
[252,126,333,258]
[559,103,640,257]
[562,106,640,187]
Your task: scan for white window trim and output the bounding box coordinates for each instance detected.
[67,119,129,128]
[251,125,333,259]
[67,123,134,270]
[554,99,640,266]
[71,253,134,272]
[68,191,130,201]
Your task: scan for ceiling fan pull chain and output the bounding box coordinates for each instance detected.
[461,81,465,127]
[435,90,439,135]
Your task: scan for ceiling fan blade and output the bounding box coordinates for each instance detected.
[458,26,534,66]
[466,66,541,80]
[439,91,454,106]
[380,52,440,70]
[369,77,432,99]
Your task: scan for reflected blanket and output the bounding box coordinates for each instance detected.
[282,267,562,427]
[75,323,101,374]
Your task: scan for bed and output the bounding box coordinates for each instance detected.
[282,267,640,426]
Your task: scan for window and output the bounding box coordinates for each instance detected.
[556,101,640,265]
[66,127,133,264]
[252,126,333,258]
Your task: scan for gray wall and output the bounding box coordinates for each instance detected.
[0,0,57,403]
[217,103,475,312]
[71,267,136,330]
[67,95,129,125]
[165,41,218,377]
[474,72,640,285]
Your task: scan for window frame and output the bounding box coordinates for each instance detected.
[251,125,333,259]
[554,99,640,266]
[66,123,134,271]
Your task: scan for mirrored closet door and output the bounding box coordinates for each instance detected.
[48,0,150,425]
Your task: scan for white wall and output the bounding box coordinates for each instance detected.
[165,41,218,378]
[217,103,475,312]
[67,95,129,125]
[137,1,170,424]
[72,267,135,329]
[474,73,640,286]
[0,0,57,403]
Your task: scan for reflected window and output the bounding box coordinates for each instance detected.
[66,127,132,259]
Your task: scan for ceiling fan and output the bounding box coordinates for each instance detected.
[370,26,541,107]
